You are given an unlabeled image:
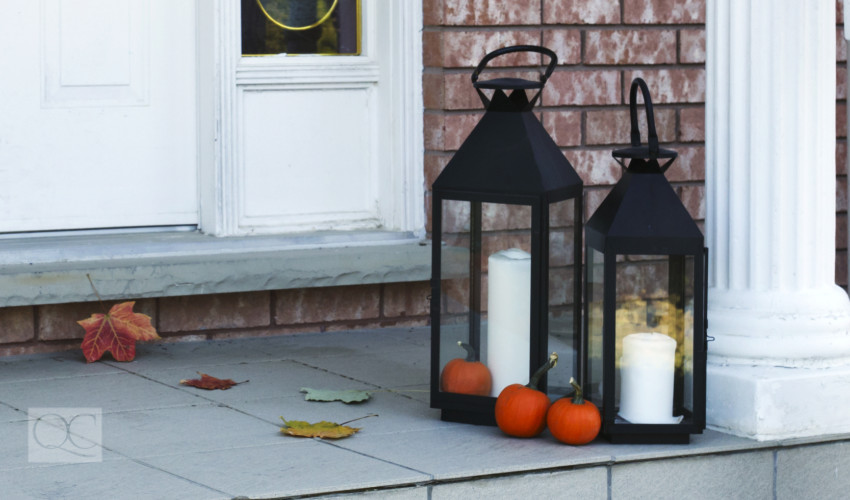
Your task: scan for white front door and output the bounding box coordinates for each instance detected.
[0,0,198,233]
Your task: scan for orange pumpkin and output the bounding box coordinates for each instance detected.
[440,342,492,396]
[546,377,601,445]
[495,353,558,438]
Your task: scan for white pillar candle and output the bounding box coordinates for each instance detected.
[619,332,682,424]
[487,248,531,396]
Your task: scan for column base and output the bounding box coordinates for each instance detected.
[708,285,850,367]
[707,362,850,441]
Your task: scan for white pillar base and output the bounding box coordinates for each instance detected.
[707,362,850,441]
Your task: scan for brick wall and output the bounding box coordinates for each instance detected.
[0,0,847,357]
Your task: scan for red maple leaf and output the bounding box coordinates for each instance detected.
[180,372,247,390]
[78,301,160,363]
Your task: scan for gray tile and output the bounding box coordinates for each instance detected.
[336,425,612,480]
[594,429,769,463]
[106,338,279,372]
[0,372,205,414]
[139,359,378,405]
[0,402,27,422]
[144,440,431,499]
[97,404,284,460]
[233,390,449,433]
[0,419,116,471]
[0,458,227,499]
[610,450,774,500]
[245,328,429,362]
[776,441,850,499]
[321,486,430,499]
[0,351,122,384]
[307,346,430,388]
[430,467,608,499]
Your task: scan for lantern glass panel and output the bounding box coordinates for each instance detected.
[547,198,579,395]
[614,255,695,424]
[586,247,605,403]
[437,199,533,398]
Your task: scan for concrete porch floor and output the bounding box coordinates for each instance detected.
[0,326,848,499]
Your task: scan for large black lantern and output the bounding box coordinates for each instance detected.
[582,78,707,444]
[430,46,584,425]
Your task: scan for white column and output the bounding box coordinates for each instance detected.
[706,0,850,440]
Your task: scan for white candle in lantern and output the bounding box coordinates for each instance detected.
[618,332,682,424]
[486,248,531,396]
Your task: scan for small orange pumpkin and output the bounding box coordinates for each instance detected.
[546,377,601,445]
[440,342,492,396]
[494,353,558,438]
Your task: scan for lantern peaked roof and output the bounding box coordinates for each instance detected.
[432,89,583,201]
[585,159,704,254]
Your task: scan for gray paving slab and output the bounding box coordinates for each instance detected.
[105,338,282,372]
[137,359,378,405]
[0,402,27,422]
[233,390,449,433]
[0,372,206,414]
[0,419,116,471]
[306,345,430,389]
[0,458,228,499]
[143,440,432,499]
[335,424,612,481]
[0,351,123,384]
[241,327,430,362]
[95,404,284,460]
[776,441,850,499]
[429,467,608,500]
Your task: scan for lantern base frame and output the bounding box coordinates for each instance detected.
[441,407,497,426]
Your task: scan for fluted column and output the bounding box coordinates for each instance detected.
[706,0,850,440]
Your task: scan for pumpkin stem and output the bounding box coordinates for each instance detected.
[458,341,477,362]
[569,377,585,405]
[527,352,558,390]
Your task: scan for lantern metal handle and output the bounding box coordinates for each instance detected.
[628,78,660,158]
[471,45,558,88]
[613,78,677,172]
[470,45,557,108]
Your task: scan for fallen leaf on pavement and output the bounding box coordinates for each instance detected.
[78,301,160,363]
[180,372,248,390]
[280,418,361,439]
[300,387,371,404]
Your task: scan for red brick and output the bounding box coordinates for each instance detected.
[678,184,706,221]
[839,29,848,63]
[543,30,581,65]
[424,112,445,151]
[444,113,482,150]
[544,0,620,24]
[623,0,705,24]
[423,0,445,25]
[423,31,443,68]
[838,214,848,251]
[425,153,451,189]
[665,146,705,182]
[837,249,848,287]
[585,108,676,146]
[383,282,431,318]
[838,176,848,214]
[585,30,677,65]
[442,30,542,68]
[159,293,269,333]
[0,307,35,344]
[543,70,621,106]
[423,72,444,110]
[275,285,381,324]
[543,110,582,147]
[567,149,623,186]
[679,28,706,64]
[839,0,845,24]
[624,69,706,103]
[679,107,705,142]
[38,300,156,341]
[840,64,847,100]
[839,103,848,138]
[443,0,541,25]
[838,141,847,175]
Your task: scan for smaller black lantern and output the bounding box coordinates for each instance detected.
[430,46,584,425]
[582,78,707,444]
